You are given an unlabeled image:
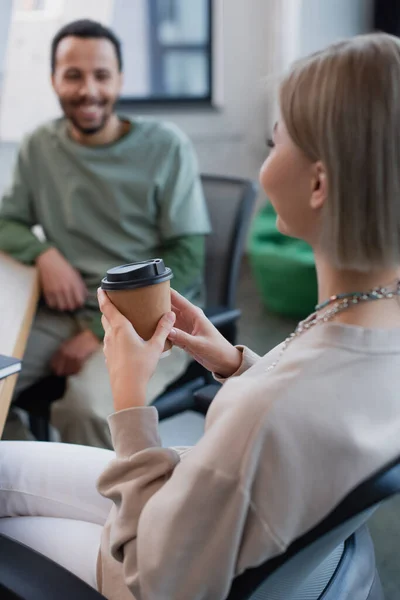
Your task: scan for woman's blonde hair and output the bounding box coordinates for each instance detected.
[280,33,400,271]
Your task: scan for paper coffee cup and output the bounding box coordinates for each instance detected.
[101,259,173,352]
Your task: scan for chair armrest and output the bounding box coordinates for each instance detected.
[193,383,222,414]
[0,533,105,599]
[153,377,206,421]
[205,307,241,329]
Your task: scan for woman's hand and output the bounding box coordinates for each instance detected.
[98,289,176,412]
[168,289,242,378]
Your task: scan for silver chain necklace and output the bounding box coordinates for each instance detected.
[267,279,400,372]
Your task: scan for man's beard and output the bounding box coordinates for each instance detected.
[60,98,114,136]
[69,113,109,135]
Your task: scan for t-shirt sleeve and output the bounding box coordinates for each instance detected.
[157,133,211,240]
[0,137,51,263]
[1,137,37,225]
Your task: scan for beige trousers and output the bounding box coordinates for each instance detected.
[10,307,189,449]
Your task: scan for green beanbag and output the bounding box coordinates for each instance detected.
[248,202,317,319]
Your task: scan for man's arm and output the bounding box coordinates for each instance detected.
[157,128,211,265]
[83,311,105,341]
[1,139,88,318]
[0,141,51,263]
[0,220,51,264]
[158,234,205,296]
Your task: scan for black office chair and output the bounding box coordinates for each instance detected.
[2,454,398,599]
[14,174,258,439]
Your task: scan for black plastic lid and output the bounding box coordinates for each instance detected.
[101,259,173,291]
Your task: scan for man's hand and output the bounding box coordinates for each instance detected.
[51,330,101,377]
[36,247,88,311]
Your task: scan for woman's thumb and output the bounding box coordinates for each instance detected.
[152,312,176,348]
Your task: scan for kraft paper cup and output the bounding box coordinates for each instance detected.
[101,259,173,354]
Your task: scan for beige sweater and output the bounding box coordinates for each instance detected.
[96,323,400,600]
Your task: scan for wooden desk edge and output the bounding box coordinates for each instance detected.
[0,270,39,437]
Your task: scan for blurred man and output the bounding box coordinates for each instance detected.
[0,19,210,448]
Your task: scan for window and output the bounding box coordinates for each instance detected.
[112,0,214,105]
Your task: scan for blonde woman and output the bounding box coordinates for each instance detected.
[1,32,400,600]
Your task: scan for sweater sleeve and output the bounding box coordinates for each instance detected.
[214,345,261,383]
[97,393,282,600]
[0,139,51,264]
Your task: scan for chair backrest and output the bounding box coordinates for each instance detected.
[226,455,400,600]
[244,513,375,600]
[201,175,258,308]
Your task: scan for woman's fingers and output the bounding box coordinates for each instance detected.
[101,314,110,335]
[170,289,197,312]
[97,289,126,326]
[168,326,199,353]
[151,312,176,352]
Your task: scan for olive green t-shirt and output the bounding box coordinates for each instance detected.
[0,117,211,336]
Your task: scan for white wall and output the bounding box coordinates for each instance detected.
[0,16,61,140]
[298,0,373,57]
[62,0,114,24]
[0,1,12,94]
[112,0,150,97]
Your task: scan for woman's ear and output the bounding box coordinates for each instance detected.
[310,161,327,210]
